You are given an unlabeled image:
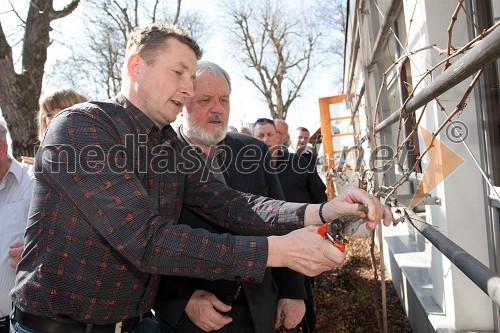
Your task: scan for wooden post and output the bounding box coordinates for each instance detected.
[318,94,348,199]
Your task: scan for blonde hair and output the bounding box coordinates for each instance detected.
[37,87,87,141]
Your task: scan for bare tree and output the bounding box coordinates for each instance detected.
[316,0,346,59]
[312,0,346,88]
[223,0,327,120]
[46,0,207,99]
[0,0,79,157]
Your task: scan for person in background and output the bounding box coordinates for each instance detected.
[0,119,34,333]
[273,118,290,147]
[238,125,252,135]
[37,87,88,142]
[254,120,327,204]
[290,126,319,169]
[253,118,328,333]
[290,127,310,153]
[21,86,87,164]
[155,61,306,333]
[13,87,88,278]
[227,125,238,133]
[10,23,391,333]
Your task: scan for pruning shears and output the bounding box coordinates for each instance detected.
[317,203,369,252]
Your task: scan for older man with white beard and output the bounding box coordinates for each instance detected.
[154,61,307,333]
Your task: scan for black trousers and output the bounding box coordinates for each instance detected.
[224,294,254,333]
[156,293,255,333]
[298,277,316,333]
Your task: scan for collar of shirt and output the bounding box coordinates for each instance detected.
[115,93,180,146]
[115,93,155,135]
[0,157,25,191]
[161,124,181,145]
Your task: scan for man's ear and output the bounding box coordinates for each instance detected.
[126,54,141,82]
[0,140,7,155]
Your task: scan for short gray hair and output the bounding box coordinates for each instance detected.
[196,61,232,94]
[0,118,8,142]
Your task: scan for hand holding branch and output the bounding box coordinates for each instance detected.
[268,186,393,276]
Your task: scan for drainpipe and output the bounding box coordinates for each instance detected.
[351,0,402,116]
[368,0,402,69]
[346,0,361,95]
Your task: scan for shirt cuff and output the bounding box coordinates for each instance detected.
[229,236,268,283]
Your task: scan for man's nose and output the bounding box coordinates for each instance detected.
[180,79,194,97]
[210,99,224,113]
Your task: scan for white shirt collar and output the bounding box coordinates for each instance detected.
[7,157,25,185]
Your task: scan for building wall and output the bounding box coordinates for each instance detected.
[344,0,497,331]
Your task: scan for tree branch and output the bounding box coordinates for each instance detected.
[50,0,80,20]
[173,0,181,24]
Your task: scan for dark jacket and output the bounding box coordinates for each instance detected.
[275,147,327,204]
[154,132,306,333]
[274,147,327,333]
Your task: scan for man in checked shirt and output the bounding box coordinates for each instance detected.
[10,23,392,333]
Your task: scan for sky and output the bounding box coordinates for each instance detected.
[180,0,344,132]
[1,0,344,134]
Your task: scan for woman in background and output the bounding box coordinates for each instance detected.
[21,86,87,164]
[12,87,87,269]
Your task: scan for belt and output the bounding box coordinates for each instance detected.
[12,307,146,333]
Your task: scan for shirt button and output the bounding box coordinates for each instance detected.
[141,299,146,305]
[248,278,255,282]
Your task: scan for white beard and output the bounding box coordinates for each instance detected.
[185,122,227,146]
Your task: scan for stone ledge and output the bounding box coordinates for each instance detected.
[381,221,452,332]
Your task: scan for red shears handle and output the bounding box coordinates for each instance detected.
[317,224,346,252]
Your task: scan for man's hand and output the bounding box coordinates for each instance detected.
[267,226,346,276]
[21,156,35,165]
[305,185,393,230]
[275,298,305,329]
[9,242,24,269]
[185,289,232,332]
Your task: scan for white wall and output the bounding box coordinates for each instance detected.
[401,0,493,330]
[347,0,496,330]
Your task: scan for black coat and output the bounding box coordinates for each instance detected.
[154,132,306,333]
[275,148,327,204]
[273,148,327,333]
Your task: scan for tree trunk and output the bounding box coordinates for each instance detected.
[0,0,79,158]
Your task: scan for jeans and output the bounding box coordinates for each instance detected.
[132,317,160,333]
[9,319,44,333]
[0,316,9,333]
[9,315,160,333]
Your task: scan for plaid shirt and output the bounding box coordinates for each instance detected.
[12,94,306,324]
